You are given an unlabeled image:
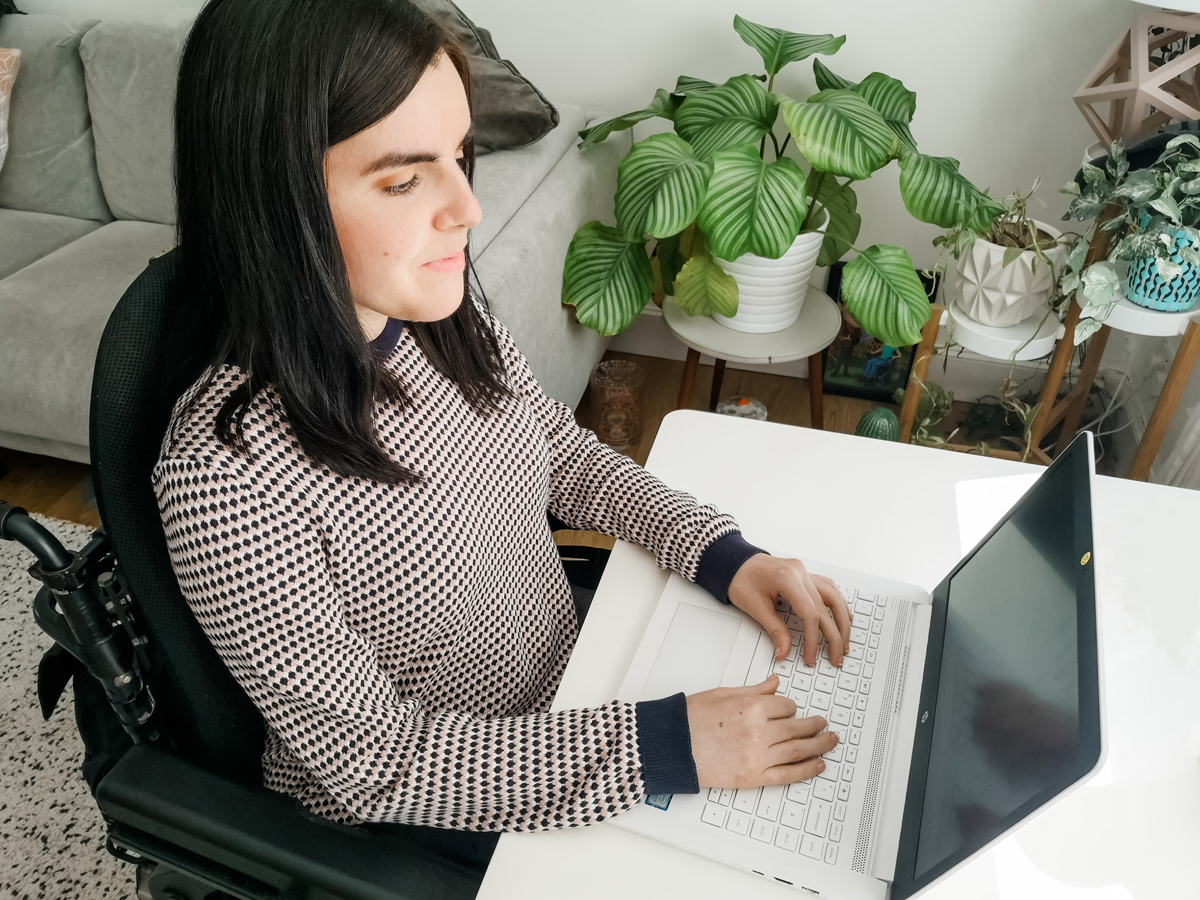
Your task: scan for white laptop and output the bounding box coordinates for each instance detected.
[613,432,1104,899]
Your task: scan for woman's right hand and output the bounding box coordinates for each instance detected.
[687,674,837,789]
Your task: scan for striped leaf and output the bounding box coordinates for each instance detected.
[675,74,767,95]
[615,133,713,240]
[672,252,740,317]
[841,244,931,347]
[781,90,897,181]
[855,72,917,152]
[674,74,779,159]
[656,232,687,295]
[813,176,860,267]
[577,89,683,149]
[561,221,655,335]
[813,58,857,92]
[697,146,808,261]
[732,15,846,78]
[897,151,1001,231]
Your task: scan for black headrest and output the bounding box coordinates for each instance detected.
[89,248,265,785]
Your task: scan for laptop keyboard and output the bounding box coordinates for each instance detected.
[698,585,893,867]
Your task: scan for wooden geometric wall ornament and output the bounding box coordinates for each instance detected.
[1075,9,1200,146]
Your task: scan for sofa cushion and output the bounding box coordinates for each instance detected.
[415,0,558,154]
[0,221,174,449]
[0,207,102,280]
[0,15,111,222]
[80,15,191,225]
[470,104,588,258]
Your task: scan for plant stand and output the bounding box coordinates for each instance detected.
[1029,294,1200,480]
[898,303,1057,462]
[662,287,841,427]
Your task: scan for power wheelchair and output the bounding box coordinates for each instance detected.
[1,249,607,900]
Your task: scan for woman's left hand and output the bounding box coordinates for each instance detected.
[727,554,852,668]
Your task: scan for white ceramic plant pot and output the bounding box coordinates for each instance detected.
[711,209,828,334]
[953,220,1069,328]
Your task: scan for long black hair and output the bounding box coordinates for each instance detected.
[171,0,509,484]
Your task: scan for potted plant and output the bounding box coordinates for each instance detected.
[1062,135,1200,343]
[934,183,1079,328]
[560,15,1002,348]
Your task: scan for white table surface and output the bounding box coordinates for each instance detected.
[478,412,1200,900]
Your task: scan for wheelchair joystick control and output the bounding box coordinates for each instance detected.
[0,500,163,745]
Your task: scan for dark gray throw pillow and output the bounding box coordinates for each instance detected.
[415,0,558,154]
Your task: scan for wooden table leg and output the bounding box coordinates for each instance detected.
[1126,319,1200,481]
[676,347,700,411]
[807,351,824,430]
[1029,298,1081,450]
[1057,324,1111,448]
[709,358,727,411]
[899,304,945,444]
[1030,208,1119,454]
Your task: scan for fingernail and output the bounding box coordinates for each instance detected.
[818,761,826,772]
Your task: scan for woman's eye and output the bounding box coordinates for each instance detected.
[384,175,420,196]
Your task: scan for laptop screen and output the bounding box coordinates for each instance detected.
[892,435,1101,899]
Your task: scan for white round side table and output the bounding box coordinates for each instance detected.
[661,286,841,428]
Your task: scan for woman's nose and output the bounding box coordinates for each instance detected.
[435,164,483,232]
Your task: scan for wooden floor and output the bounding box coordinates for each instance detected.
[0,350,893,544]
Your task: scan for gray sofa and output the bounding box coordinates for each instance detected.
[0,12,626,464]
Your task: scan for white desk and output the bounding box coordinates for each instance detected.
[479,411,1200,900]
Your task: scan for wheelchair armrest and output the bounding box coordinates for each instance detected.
[96,744,482,900]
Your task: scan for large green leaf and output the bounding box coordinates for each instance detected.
[732,15,846,78]
[781,90,898,181]
[577,89,682,149]
[841,245,931,346]
[674,74,779,159]
[812,58,857,92]
[672,252,739,317]
[657,232,687,295]
[674,74,765,94]
[561,221,654,335]
[897,151,1000,231]
[615,133,713,240]
[812,176,861,266]
[855,72,917,152]
[696,146,808,260]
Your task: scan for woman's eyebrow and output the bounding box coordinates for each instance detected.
[360,125,475,177]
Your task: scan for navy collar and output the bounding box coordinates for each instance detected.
[368,318,404,358]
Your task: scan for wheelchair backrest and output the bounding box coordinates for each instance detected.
[89,249,265,785]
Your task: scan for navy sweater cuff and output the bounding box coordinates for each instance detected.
[635,693,699,795]
[695,531,767,604]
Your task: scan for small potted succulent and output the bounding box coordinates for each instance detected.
[561,15,1002,348]
[1062,135,1200,343]
[934,183,1080,328]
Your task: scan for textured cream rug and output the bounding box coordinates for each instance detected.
[0,514,135,900]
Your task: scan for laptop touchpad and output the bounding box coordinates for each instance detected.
[643,603,744,698]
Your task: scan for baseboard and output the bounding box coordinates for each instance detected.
[609,306,1048,404]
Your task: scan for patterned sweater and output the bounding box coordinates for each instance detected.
[153,315,761,831]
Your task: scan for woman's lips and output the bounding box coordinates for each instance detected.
[422,250,465,273]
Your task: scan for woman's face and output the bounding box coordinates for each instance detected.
[325,51,482,339]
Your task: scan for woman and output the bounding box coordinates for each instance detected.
[156,0,853,868]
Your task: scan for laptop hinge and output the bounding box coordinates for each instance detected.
[868,603,932,882]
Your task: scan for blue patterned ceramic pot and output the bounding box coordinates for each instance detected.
[1126,231,1200,312]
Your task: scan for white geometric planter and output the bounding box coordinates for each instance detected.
[953,220,1069,328]
[712,210,829,334]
